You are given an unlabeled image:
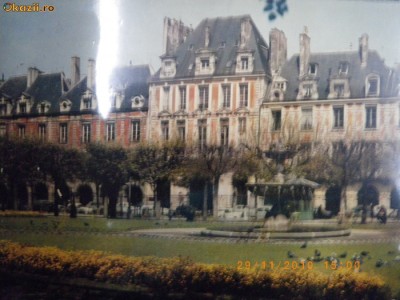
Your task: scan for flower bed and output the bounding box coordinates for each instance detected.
[0,240,391,299]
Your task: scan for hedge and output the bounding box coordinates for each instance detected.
[0,240,391,299]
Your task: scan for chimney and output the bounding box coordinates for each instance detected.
[71,56,80,86]
[299,27,310,77]
[162,17,191,55]
[359,34,368,67]
[269,28,287,75]
[204,26,210,48]
[87,59,95,90]
[240,17,251,48]
[27,67,40,88]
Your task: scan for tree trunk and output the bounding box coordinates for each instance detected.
[153,186,161,219]
[212,178,219,219]
[202,182,208,221]
[108,194,117,218]
[338,183,348,224]
[12,182,18,210]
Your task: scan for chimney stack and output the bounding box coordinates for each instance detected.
[87,59,95,90]
[27,67,40,88]
[204,26,210,48]
[269,28,287,75]
[299,27,310,77]
[71,56,80,86]
[359,34,368,67]
[162,17,191,55]
[240,17,251,48]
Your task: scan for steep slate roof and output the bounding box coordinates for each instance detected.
[110,65,151,111]
[60,77,88,113]
[153,15,270,80]
[0,75,27,99]
[61,64,151,113]
[281,50,394,101]
[25,73,69,114]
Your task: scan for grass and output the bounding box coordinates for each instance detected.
[1,216,400,297]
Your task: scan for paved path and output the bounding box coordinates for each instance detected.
[130,227,400,245]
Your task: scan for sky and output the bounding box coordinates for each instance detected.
[0,0,399,80]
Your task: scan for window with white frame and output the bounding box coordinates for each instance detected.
[333,107,344,129]
[38,102,48,114]
[83,97,92,109]
[131,120,140,142]
[366,75,379,97]
[82,123,91,143]
[239,84,248,107]
[333,83,345,98]
[38,124,46,141]
[198,119,207,150]
[338,62,349,75]
[161,120,169,141]
[220,118,229,147]
[0,104,6,116]
[199,86,209,110]
[241,57,249,70]
[303,84,313,99]
[200,58,210,70]
[301,108,313,130]
[308,63,318,75]
[271,110,281,131]
[179,86,186,110]
[59,123,68,144]
[222,84,231,108]
[19,102,27,114]
[365,105,377,129]
[18,124,26,138]
[177,120,186,141]
[106,123,115,142]
[238,117,246,135]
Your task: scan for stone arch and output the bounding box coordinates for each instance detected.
[357,183,379,207]
[325,186,341,215]
[34,182,48,200]
[0,183,9,210]
[390,187,400,209]
[125,185,143,206]
[17,183,28,210]
[77,184,93,205]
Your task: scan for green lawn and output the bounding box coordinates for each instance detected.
[1,216,400,297]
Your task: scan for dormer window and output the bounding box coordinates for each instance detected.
[19,103,27,113]
[334,83,345,97]
[201,58,210,70]
[0,98,10,116]
[37,101,50,114]
[241,57,249,70]
[60,100,72,113]
[236,53,254,73]
[297,81,318,100]
[195,50,216,76]
[131,95,145,109]
[304,84,313,99]
[0,104,6,116]
[83,98,92,109]
[338,62,349,75]
[308,63,318,75]
[366,74,380,97]
[160,57,177,78]
[80,91,97,111]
